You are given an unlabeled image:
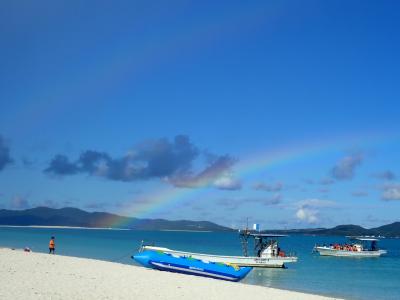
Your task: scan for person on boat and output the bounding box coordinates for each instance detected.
[371,241,377,251]
[49,236,55,254]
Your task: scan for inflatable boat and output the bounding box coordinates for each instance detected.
[132,250,252,282]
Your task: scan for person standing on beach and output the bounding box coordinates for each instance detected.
[49,236,55,254]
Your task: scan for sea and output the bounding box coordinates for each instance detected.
[0,227,399,300]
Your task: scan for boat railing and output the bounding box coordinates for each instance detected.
[138,240,155,252]
[272,250,296,258]
[281,251,297,258]
[313,242,387,253]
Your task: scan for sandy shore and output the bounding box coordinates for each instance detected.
[0,248,341,300]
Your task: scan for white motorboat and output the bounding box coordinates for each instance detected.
[314,237,387,257]
[140,231,297,268]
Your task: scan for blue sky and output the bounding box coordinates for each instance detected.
[0,0,399,229]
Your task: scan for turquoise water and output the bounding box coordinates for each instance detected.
[1,227,399,299]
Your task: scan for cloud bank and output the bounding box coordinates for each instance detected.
[45,135,239,190]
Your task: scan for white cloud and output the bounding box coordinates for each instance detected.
[382,184,400,200]
[296,207,318,223]
[213,175,242,190]
[295,198,337,224]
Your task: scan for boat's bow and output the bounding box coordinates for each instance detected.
[132,252,153,268]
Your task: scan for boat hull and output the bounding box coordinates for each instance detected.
[133,250,252,282]
[315,246,387,257]
[142,246,297,268]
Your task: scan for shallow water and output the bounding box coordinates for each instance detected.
[0,227,399,300]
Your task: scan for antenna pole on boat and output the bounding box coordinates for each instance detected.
[138,240,144,252]
[239,217,250,257]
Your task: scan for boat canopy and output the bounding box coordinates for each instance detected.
[347,236,380,241]
[250,233,288,237]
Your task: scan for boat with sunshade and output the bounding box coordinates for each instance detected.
[139,229,298,268]
[314,237,387,257]
[132,250,252,281]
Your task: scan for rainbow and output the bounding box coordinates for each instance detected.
[107,131,398,228]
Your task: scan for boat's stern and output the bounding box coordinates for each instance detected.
[378,249,388,256]
[284,256,298,263]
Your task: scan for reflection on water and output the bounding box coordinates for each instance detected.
[244,267,288,287]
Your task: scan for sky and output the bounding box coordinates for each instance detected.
[0,0,399,229]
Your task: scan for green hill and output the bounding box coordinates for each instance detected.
[0,207,232,231]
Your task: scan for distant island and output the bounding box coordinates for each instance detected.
[0,207,399,237]
[0,207,231,232]
[266,223,400,238]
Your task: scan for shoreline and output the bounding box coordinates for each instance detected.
[0,225,131,230]
[0,225,214,232]
[159,229,212,232]
[1,225,399,238]
[0,248,342,300]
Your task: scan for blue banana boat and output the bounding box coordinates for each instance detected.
[132,250,252,282]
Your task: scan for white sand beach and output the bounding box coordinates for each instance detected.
[0,248,341,300]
